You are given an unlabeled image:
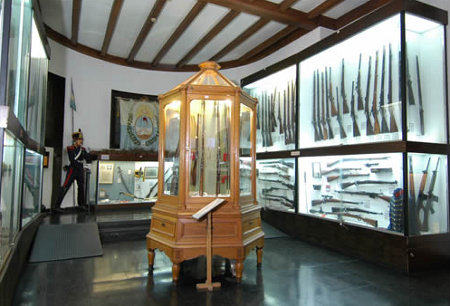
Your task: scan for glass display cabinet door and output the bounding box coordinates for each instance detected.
[163,101,180,196]
[189,99,231,197]
[239,103,253,197]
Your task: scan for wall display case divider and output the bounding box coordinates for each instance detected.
[242,0,450,272]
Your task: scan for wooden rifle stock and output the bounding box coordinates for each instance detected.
[321,72,328,140]
[350,81,361,137]
[365,56,374,135]
[421,158,440,231]
[328,67,338,116]
[335,86,347,138]
[379,46,389,133]
[387,44,399,133]
[408,156,419,235]
[372,51,380,134]
[341,59,349,114]
[327,173,369,182]
[416,55,424,135]
[356,53,364,110]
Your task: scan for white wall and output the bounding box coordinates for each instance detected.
[47,0,450,207]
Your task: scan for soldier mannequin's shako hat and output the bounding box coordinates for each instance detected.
[72,129,83,140]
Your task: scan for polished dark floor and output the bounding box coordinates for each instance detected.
[13,213,450,306]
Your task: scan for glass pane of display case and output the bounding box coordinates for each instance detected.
[405,14,446,143]
[95,160,158,204]
[408,153,448,235]
[189,99,231,197]
[7,0,32,125]
[0,132,24,262]
[300,153,403,231]
[240,104,252,197]
[243,65,296,152]
[27,18,48,143]
[299,15,402,148]
[163,100,180,196]
[257,158,295,212]
[21,149,42,226]
[89,160,98,204]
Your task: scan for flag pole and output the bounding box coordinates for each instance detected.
[70,78,76,207]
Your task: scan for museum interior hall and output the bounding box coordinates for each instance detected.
[1,0,450,305]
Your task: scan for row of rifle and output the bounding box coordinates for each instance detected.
[257,160,295,209]
[312,44,425,141]
[256,80,296,147]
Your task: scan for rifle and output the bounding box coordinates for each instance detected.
[321,167,361,175]
[331,207,382,215]
[416,55,424,135]
[327,156,389,168]
[312,71,320,141]
[408,156,419,235]
[309,208,378,227]
[335,86,347,138]
[285,84,292,144]
[261,163,291,173]
[262,187,290,193]
[259,160,294,168]
[262,196,294,208]
[356,53,364,110]
[335,189,391,203]
[327,67,338,116]
[340,179,398,189]
[258,171,292,181]
[215,101,221,195]
[311,196,363,206]
[325,74,334,139]
[271,90,277,132]
[379,46,389,133]
[199,100,206,196]
[416,157,430,229]
[267,91,274,145]
[327,173,369,182]
[291,79,297,144]
[350,81,361,137]
[190,114,199,186]
[259,178,294,189]
[316,70,324,140]
[370,167,392,173]
[321,72,328,140]
[278,90,283,135]
[365,56,374,135]
[406,49,416,105]
[421,158,440,231]
[372,51,380,134]
[387,44,398,133]
[341,59,349,114]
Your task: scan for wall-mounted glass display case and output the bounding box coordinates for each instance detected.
[243,65,296,153]
[89,160,158,205]
[21,149,43,227]
[298,12,446,148]
[257,158,295,213]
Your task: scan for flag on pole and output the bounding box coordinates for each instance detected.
[70,78,77,111]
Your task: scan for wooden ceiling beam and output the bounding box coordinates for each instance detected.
[127,0,167,63]
[210,0,298,62]
[308,0,344,19]
[238,25,297,63]
[200,0,321,30]
[152,1,206,66]
[71,0,81,45]
[336,0,393,29]
[101,0,124,56]
[176,10,240,68]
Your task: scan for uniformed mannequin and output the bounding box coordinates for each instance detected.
[54,129,90,212]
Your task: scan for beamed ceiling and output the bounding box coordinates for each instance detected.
[39,0,394,72]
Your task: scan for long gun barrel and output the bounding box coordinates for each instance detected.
[350,81,361,137]
[341,58,350,114]
[387,44,399,133]
[408,156,419,235]
[356,53,364,110]
[321,72,328,140]
[331,207,383,215]
[325,68,334,139]
[340,179,398,189]
[312,71,320,141]
[365,56,374,135]
[316,70,324,140]
[335,189,391,202]
[416,55,424,135]
[328,67,338,116]
[406,48,416,105]
[310,209,378,227]
[372,51,380,134]
[327,173,369,182]
[335,86,347,138]
[311,197,364,206]
[379,46,389,133]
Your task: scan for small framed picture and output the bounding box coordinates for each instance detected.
[99,162,114,184]
[144,167,158,179]
[312,162,322,179]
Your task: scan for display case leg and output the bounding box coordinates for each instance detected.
[256,247,263,268]
[236,260,244,283]
[172,263,180,282]
[148,249,155,270]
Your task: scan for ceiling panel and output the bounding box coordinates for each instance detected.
[189,12,259,65]
[107,0,157,58]
[160,3,229,65]
[220,21,285,62]
[134,0,197,63]
[78,0,114,50]
[291,0,328,14]
[324,0,370,19]
[40,0,73,38]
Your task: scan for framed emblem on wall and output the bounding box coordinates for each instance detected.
[110,90,159,152]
